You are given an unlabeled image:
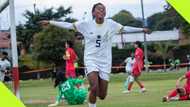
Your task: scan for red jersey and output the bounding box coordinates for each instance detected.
[132,47,144,76]
[65,48,77,72]
[184,71,190,94]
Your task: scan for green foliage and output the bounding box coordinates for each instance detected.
[147,10,179,31]
[18,54,49,72]
[154,42,171,59]
[147,12,164,30]
[147,6,190,36]
[33,25,75,66]
[112,46,135,65]
[16,6,73,52]
[154,17,176,30]
[112,10,142,27]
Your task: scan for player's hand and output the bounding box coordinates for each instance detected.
[38,20,49,27]
[143,28,151,34]
[63,55,66,60]
[48,101,59,107]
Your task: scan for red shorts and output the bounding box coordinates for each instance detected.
[179,95,189,100]
[184,85,190,94]
[65,69,76,78]
[132,66,141,77]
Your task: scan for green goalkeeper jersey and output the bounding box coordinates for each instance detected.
[56,78,87,105]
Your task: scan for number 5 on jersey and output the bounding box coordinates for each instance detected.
[96,35,101,47]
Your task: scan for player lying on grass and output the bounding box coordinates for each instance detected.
[163,70,190,102]
[48,71,87,107]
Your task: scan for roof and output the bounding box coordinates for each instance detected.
[112,30,179,43]
[0,32,10,48]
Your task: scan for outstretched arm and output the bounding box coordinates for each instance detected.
[176,75,186,88]
[39,20,76,30]
[120,26,151,34]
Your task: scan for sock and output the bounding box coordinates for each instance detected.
[128,82,133,91]
[124,79,129,90]
[168,89,177,98]
[139,83,144,89]
[88,103,96,107]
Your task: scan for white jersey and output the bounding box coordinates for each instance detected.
[74,19,122,73]
[0,58,11,72]
[0,58,11,81]
[124,57,135,72]
[49,19,143,79]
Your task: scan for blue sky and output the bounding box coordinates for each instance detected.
[0,0,167,29]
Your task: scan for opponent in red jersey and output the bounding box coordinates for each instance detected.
[127,41,146,93]
[63,41,78,78]
[163,71,190,102]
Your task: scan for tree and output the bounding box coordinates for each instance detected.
[112,10,142,27]
[147,5,190,36]
[154,42,174,72]
[16,6,73,54]
[33,25,75,66]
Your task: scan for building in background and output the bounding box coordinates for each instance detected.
[0,30,11,56]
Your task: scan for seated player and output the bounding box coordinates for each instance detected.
[163,70,190,102]
[48,71,87,107]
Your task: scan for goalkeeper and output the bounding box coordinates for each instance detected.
[48,71,87,107]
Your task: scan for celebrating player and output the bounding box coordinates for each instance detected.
[40,3,150,107]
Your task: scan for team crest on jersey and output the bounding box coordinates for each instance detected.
[97,35,101,39]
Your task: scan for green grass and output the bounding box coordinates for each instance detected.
[8,69,190,107]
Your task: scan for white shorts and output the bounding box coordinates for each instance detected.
[85,66,110,81]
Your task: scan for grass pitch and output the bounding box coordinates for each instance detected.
[8,69,190,107]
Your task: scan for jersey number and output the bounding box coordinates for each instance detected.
[96,35,101,47]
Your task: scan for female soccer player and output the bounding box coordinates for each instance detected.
[48,71,87,107]
[122,53,135,93]
[163,70,190,102]
[40,3,150,107]
[0,51,11,82]
[127,41,146,93]
[63,40,78,78]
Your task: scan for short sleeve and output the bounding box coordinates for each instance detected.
[109,19,123,34]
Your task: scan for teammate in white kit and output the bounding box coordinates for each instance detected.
[0,52,11,82]
[122,53,135,93]
[40,3,150,107]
